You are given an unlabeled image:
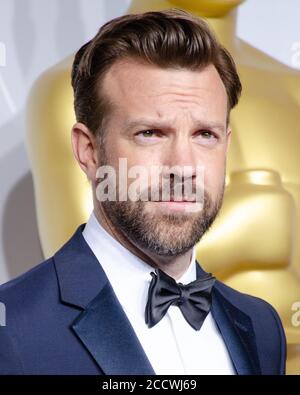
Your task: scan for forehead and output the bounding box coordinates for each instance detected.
[101,58,228,120]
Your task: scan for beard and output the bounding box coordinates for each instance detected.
[101,188,224,257]
[97,142,225,257]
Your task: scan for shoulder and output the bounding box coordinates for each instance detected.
[0,256,63,339]
[0,257,57,308]
[215,280,284,325]
[0,258,58,374]
[214,280,287,374]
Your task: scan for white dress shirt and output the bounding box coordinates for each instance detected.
[83,211,235,375]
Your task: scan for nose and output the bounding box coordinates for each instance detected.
[162,135,199,179]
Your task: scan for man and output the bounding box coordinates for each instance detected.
[0,9,286,375]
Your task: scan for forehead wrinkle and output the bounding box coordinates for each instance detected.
[104,62,227,108]
[146,89,226,112]
[122,113,226,135]
[149,85,217,98]
[104,61,228,129]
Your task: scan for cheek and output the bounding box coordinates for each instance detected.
[108,144,159,188]
[109,137,158,165]
[202,158,226,195]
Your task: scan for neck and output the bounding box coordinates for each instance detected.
[93,201,193,281]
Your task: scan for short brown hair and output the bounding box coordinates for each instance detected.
[71,8,241,135]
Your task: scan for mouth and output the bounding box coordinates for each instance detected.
[160,199,196,203]
[152,199,199,212]
[152,195,197,202]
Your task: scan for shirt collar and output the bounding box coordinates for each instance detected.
[82,211,196,318]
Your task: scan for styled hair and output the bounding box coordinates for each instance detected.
[71,8,242,135]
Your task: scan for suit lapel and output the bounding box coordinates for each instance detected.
[72,281,155,375]
[196,263,261,375]
[211,287,261,375]
[54,224,155,375]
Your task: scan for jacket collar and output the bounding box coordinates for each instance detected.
[54,224,155,374]
[54,224,106,309]
[196,265,261,375]
[212,286,261,375]
[54,224,261,375]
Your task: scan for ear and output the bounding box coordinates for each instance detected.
[71,122,99,181]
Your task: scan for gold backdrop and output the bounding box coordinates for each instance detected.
[25,0,300,374]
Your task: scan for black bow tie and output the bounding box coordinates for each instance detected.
[145,267,216,331]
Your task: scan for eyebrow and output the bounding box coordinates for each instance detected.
[122,117,226,135]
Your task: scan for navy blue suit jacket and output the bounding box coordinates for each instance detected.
[0,224,286,375]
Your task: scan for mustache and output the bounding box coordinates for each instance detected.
[127,181,204,202]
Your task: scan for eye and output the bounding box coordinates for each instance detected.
[133,129,164,144]
[194,130,219,140]
[193,130,219,146]
[136,130,161,138]
[199,130,216,138]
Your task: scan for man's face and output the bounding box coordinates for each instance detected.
[96,58,231,256]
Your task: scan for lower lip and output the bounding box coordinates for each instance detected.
[153,201,197,211]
